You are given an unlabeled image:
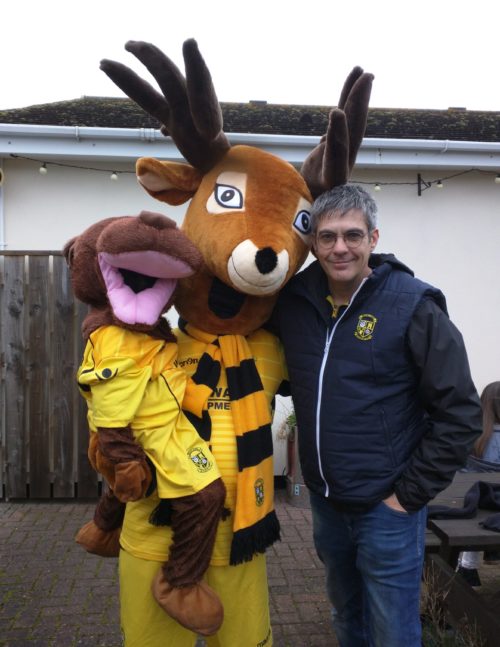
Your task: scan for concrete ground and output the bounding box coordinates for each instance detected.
[0,489,337,647]
[3,489,499,647]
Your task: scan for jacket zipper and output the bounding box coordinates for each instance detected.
[314,278,368,497]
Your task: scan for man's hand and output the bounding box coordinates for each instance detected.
[383,493,407,513]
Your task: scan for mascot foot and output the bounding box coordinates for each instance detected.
[75,520,121,558]
[151,570,223,636]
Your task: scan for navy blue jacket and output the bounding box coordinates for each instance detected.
[272,254,482,512]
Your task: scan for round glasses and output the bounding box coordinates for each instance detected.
[316,230,367,250]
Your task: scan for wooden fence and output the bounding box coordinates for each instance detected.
[0,252,100,500]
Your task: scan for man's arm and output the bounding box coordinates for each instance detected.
[393,298,482,512]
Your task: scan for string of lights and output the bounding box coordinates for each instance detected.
[352,168,500,195]
[9,154,136,181]
[8,153,500,194]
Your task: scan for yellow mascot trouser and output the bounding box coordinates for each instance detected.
[119,550,272,647]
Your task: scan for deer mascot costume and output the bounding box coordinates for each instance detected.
[88,39,373,647]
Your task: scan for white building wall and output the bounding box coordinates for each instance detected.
[2,155,500,475]
[352,168,500,396]
[273,168,500,474]
[2,158,187,249]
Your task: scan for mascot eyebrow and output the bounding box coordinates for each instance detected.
[100,39,374,336]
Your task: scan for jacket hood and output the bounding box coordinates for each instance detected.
[368,253,414,276]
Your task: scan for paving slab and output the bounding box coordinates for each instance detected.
[0,490,336,647]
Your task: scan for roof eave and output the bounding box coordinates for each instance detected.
[1,124,500,170]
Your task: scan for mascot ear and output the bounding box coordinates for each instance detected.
[136,157,204,206]
[63,237,77,267]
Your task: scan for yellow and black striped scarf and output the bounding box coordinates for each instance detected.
[179,319,280,565]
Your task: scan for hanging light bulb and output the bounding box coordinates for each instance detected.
[39,163,48,175]
[374,183,381,192]
[110,172,118,181]
[495,174,500,184]
[436,180,443,189]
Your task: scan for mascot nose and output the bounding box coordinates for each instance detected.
[138,210,176,230]
[255,247,278,274]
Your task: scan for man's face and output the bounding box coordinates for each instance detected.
[312,208,379,297]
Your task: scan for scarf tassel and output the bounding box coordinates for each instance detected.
[229,510,281,566]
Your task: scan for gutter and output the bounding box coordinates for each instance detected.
[357,137,500,170]
[1,123,500,169]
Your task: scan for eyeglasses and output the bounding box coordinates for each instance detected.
[316,230,368,250]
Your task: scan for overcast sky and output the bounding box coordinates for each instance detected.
[2,0,499,112]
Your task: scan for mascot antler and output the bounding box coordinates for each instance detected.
[301,66,374,198]
[100,40,230,172]
[100,39,315,335]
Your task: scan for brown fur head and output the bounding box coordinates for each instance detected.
[63,210,202,337]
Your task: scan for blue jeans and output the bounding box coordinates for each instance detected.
[310,492,426,647]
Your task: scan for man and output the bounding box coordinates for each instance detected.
[271,183,482,646]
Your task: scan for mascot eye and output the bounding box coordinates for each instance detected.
[214,184,243,209]
[293,210,312,235]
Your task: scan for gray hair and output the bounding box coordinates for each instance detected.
[310,184,378,234]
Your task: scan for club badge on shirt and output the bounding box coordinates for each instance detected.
[354,314,378,341]
[188,447,213,472]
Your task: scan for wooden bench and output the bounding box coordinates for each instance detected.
[425,528,442,554]
[424,554,500,647]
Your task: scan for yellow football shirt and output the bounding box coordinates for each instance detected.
[119,327,287,565]
[78,325,220,498]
